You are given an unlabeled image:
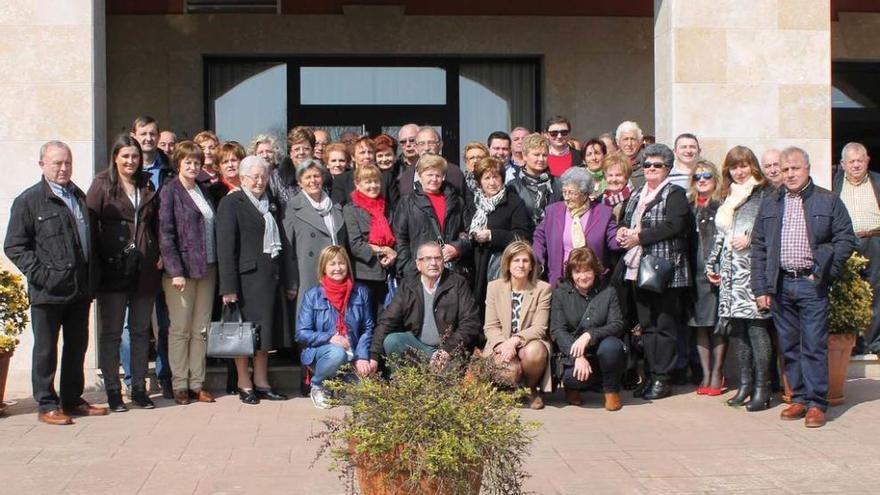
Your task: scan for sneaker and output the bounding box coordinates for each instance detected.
[310,385,331,409]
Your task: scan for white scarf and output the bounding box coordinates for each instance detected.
[242,187,282,258]
[624,178,670,280]
[305,191,338,245]
[715,176,758,235]
[469,188,506,234]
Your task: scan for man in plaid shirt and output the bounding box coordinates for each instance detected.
[751,147,857,429]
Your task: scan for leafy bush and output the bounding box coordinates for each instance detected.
[311,352,538,495]
[0,270,29,354]
[828,253,873,335]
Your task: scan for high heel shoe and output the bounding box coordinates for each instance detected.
[237,388,260,405]
[704,377,726,397]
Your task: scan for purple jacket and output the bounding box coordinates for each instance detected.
[533,201,620,287]
[159,178,214,280]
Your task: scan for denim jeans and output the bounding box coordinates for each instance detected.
[121,292,171,388]
[311,344,353,387]
[382,332,438,360]
[772,275,830,411]
[562,336,626,393]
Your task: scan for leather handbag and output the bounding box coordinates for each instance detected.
[207,303,260,358]
[637,253,674,293]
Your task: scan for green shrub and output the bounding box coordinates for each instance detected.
[828,253,873,335]
[0,270,29,354]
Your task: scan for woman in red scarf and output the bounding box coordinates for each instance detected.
[295,246,377,409]
[343,164,397,318]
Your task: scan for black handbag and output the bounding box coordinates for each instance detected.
[637,253,674,293]
[207,303,260,358]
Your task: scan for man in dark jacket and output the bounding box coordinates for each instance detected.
[371,242,481,367]
[751,146,857,429]
[832,142,880,355]
[4,141,107,425]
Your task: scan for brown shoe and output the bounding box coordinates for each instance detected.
[604,392,623,412]
[174,390,191,405]
[38,409,74,425]
[529,390,545,410]
[64,402,109,417]
[780,403,807,420]
[805,407,826,428]
[193,389,215,403]
[564,389,582,406]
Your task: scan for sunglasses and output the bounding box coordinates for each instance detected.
[547,129,570,138]
[692,172,714,181]
[643,161,667,169]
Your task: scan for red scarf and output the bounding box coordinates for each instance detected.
[322,275,353,337]
[425,190,447,233]
[351,190,395,247]
[696,196,709,208]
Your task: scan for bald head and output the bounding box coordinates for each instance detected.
[761,149,782,187]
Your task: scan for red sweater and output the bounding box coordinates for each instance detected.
[425,191,446,233]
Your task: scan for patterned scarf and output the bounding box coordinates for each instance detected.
[351,189,395,247]
[469,188,506,234]
[521,171,554,222]
[623,179,670,280]
[603,184,632,207]
[242,187,282,258]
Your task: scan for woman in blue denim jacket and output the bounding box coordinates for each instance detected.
[296,245,378,409]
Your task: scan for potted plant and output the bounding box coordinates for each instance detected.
[0,269,29,413]
[311,353,538,495]
[826,253,872,405]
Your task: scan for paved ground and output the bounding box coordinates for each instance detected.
[1,378,879,494]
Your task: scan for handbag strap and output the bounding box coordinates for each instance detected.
[222,302,244,324]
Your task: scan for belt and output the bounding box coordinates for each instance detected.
[782,268,812,278]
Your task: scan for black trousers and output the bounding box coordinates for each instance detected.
[632,285,683,382]
[562,336,626,392]
[30,301,92,413]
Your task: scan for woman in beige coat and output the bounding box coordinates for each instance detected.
[483,240,553,409]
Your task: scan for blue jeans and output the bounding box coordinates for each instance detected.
[311,344,352,387]
[121,293,171,388]
[772,276,829,411]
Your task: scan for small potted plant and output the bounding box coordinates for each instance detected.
[826,253,872,405]
[311,352,538,495]
[0,269,29,413]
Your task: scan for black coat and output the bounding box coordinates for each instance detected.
[331,169,397,207]
[371,271,481,359]
[396,163,471,205]
[343,201,392,282]
[550,282,624,366]
[216,190,296,350]
[4,178,98,305]
[467,190,534,306]
[392,183,470,281]
[507,173,562,227]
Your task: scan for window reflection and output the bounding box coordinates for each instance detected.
[301,67,446,105]
[213,63,287,146]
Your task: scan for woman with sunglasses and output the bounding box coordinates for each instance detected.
[687,160,726,396]
[706,146,773,412]
[544,116,582,178]
[615,143,691,400]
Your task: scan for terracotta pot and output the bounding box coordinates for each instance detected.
[827,333,856,406]
[351,443,482,495]
[0,351,11,414]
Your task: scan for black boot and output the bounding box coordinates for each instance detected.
[727,327,753,407]
[632,372,651,398]
[642,380,672,400]
[727,366,753,407]
[746,382,771,411]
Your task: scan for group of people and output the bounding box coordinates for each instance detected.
[5,113,873,430]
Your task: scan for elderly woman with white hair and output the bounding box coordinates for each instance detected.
[615,121,645,188]
[533,167,620,288]
[217,155,297,404]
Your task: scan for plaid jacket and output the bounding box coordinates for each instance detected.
[623,183,692,288]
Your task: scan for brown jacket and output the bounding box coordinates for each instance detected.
[482,278,553,389]
[86,170,161,294]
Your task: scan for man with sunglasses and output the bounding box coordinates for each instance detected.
[668,133,702,189]
[544,116,582,178]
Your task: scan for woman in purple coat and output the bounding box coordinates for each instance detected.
[533,167,620,287]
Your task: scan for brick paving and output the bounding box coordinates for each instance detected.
[1,378,878,494]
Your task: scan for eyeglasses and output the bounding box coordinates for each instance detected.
[417,256,444,263]
[242,174,268,183]
[547,129,570,138]
[692,172,714,181]
[400,137,417,144]
[416,140,440,147]
[643,161,667,169]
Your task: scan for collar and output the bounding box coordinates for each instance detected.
[45,178,75,196]
[785,179,812,198]
[845,174,870,187]
[421,274,441,294]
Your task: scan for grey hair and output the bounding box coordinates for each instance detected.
[246,133,283,165]
[398,123,419,139]
[238,155,270,177]
[39,140,72,162]
[781,146,811,167]
[295,158,325,179]
[841,142,869,163]
[417,126,442,142]
[559,167,594,195]
[643,143,675,168]
[416,241,443,259]
[615,121,643,143]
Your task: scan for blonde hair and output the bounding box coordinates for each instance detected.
[317,245,352,283]
[602,151,632,178]
[521,133,549,156]
[416,153,448,176]
[687,159,721,204]
[500,241,539,285]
